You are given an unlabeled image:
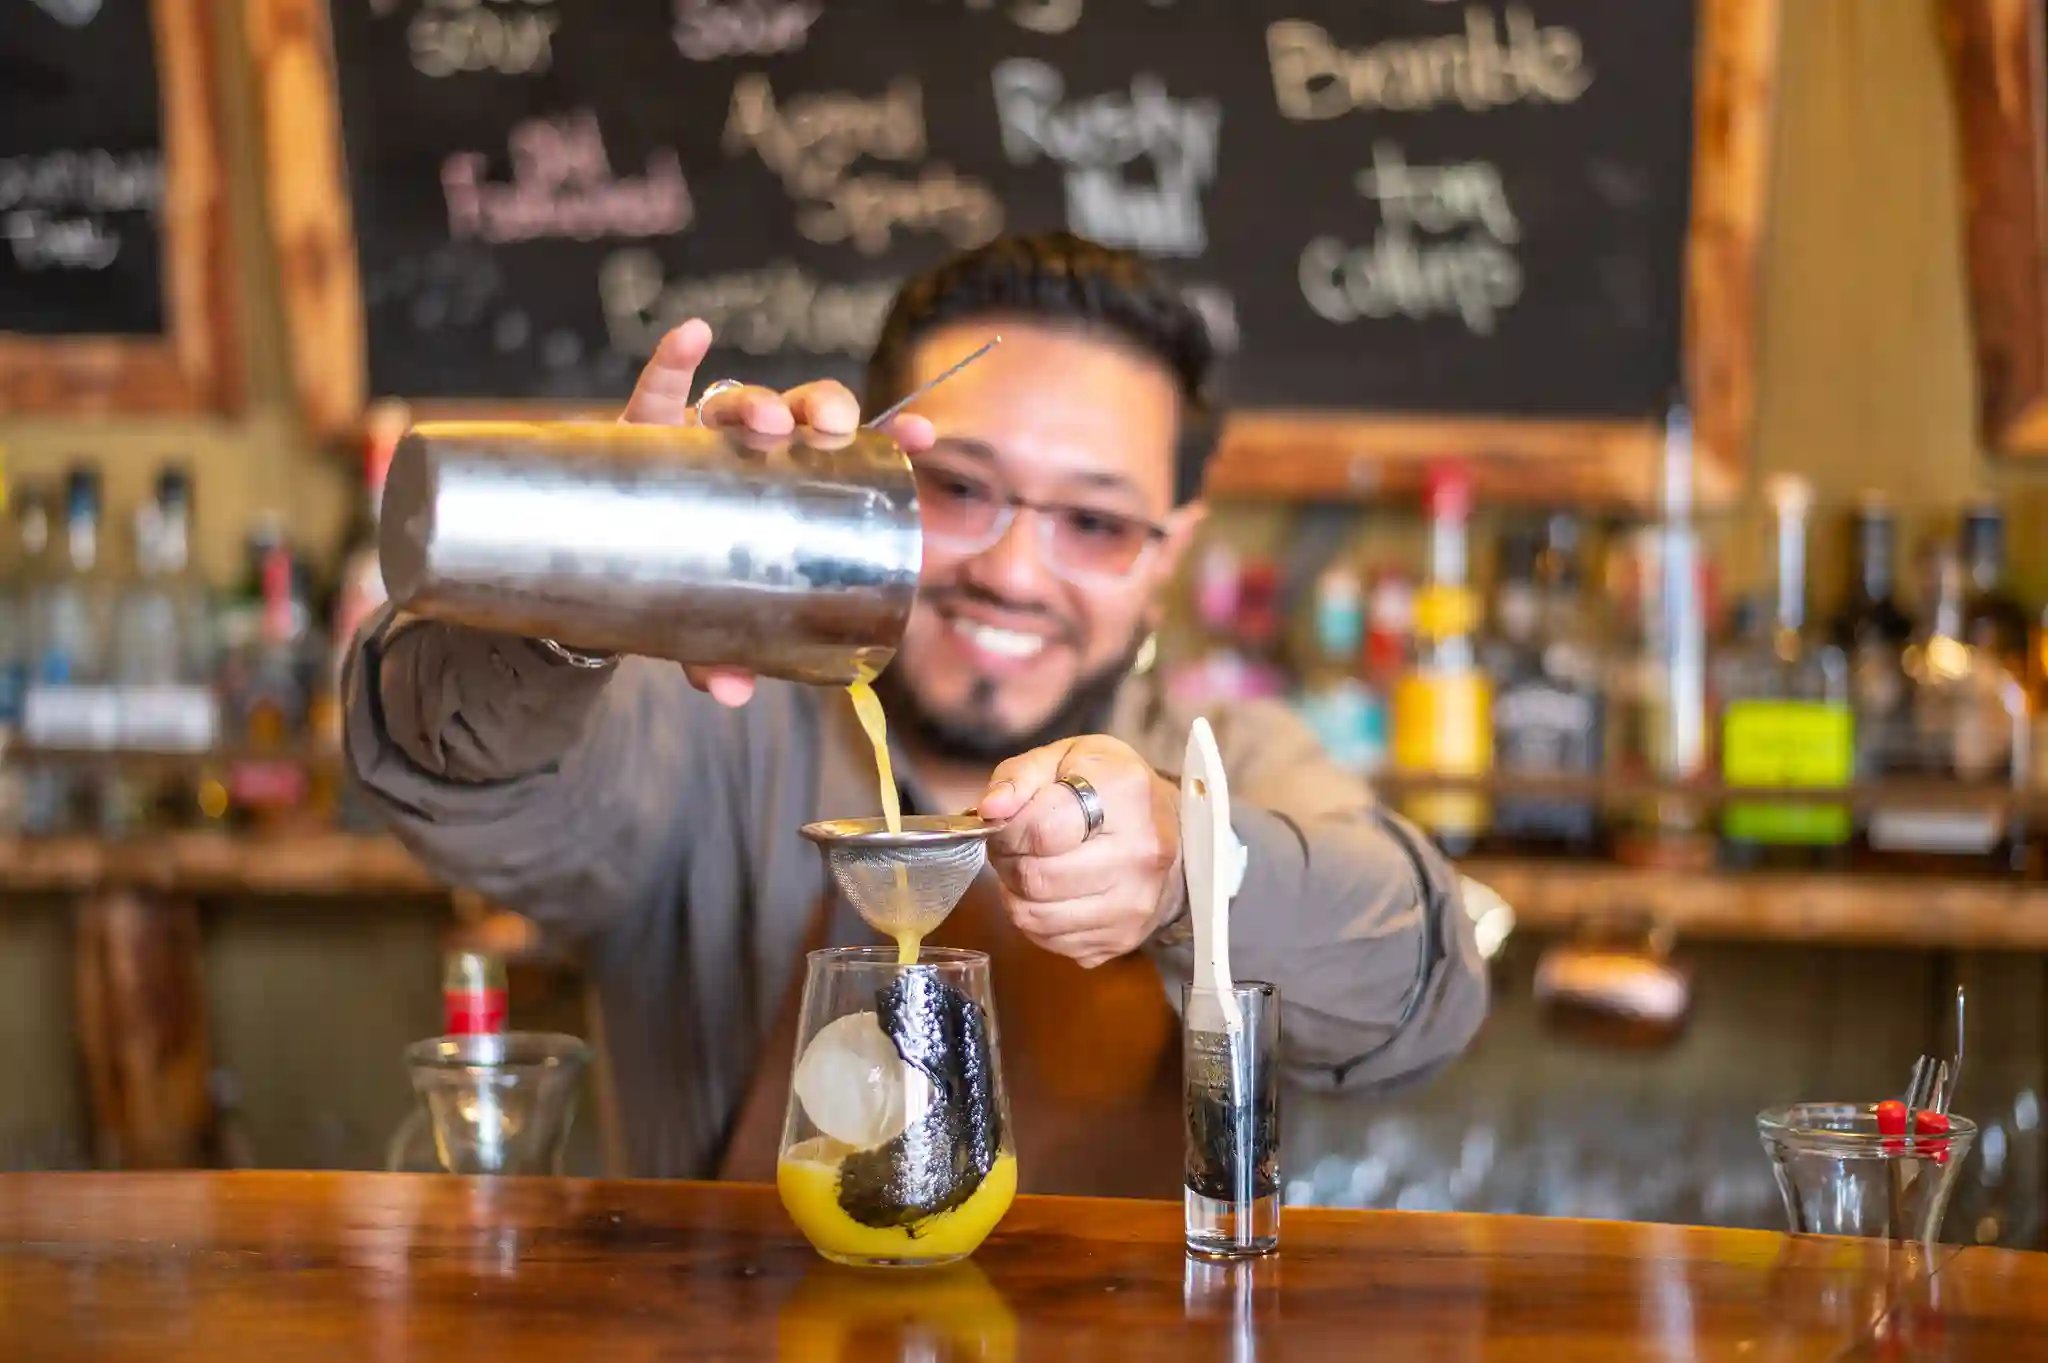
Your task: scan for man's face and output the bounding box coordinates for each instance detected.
[884,318,1202,759]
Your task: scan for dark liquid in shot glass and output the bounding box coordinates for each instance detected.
[1183,1024,1279,1257]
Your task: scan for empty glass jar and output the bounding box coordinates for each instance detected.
[1758,1102,1977,1245]
[403,1032,590,1175]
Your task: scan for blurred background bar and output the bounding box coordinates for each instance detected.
[2,0,2046,1249]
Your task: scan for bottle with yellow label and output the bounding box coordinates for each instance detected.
[1714,475,1853,869]
[1391,464,1491,857]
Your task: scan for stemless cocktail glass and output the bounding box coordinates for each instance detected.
[1758,1102,1976,1245]
[404,1032,589,1175]
[776,947,1016,1268]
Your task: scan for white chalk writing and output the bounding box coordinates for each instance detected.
[991,59,1219,258]
[1268,6,1591,120]
[672,0,820,59]
[799,168,1002,255]
[442,111,692,244]
[1182,283,1240,354]
[724,74,925,196]
[1298,141,1522,335]
[953,0,1175,36]
[599,251,897,358]
[407,0,560,78]
[724,74,1001,256]
[0,148,160,271]
[28,0,103,26]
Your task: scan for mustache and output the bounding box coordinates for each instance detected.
[920,584,1083,647]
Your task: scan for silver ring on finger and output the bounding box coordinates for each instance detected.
[695,378,745,422]
[1057,773,1106,842]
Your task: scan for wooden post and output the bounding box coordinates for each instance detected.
[74,889,214,1169]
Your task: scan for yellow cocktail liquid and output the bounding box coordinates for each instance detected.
[846,678,921,965]
[778,1142,1018,1265]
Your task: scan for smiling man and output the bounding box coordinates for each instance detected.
[344,232,1487,1191]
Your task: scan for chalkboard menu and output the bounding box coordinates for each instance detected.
[0,1,168,337]
[270,0,1776,496]
[0,2,237,413]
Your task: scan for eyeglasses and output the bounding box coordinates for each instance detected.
[911,461,1169,583]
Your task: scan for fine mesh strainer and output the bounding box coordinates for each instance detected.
[800,814,999,943]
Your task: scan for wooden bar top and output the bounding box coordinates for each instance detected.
[1,1173,2043,1360]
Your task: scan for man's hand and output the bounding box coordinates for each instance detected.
[619,318,937,707]
[977,736,1182,969]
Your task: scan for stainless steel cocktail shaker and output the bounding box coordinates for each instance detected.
[379,421,921,685]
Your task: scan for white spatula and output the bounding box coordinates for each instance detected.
[1182,717,1249,1036]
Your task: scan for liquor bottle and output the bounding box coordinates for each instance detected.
[1714,475,1854,868]
[1169,542,1249,705]
[106,468,219,832]
[1833,495,1915,786]
[1486,514,1603,853]
[1293,561,1385,776]
[1864,545,2027,871]
[2030,606,2048,823]
[1391,464,1491,857]
[1362,562,1414,702]
[0,472,38,750]
[386,950,511,1173]
[219,517,313,828]
[0,480,46,832]
[326,405,403,723]
[26,467,114,710]
[1231,557,1290,701]
[23,467,116,831]
[1959,503,2030,673]
[1609,401,1713,868]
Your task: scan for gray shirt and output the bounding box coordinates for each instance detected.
[343,607,1488,1179]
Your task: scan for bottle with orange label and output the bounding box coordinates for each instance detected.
[1391,464,1492,857]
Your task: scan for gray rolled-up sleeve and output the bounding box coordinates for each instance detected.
[341,605,704,945]
[1143,698,1487,1092]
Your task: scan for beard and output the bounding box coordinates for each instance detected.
[874,630,1145,766]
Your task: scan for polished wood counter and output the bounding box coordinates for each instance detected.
[0,1173,2042,1360]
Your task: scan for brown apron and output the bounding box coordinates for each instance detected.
[717,874,1183,1199]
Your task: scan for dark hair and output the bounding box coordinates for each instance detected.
[865,231,1222,504]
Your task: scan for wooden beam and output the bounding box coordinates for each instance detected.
[74,889,213,1168]
[1683,0,1779,503]
[246,0,364,438]
[1943,0,2048,456]
[1206,413,1671,507]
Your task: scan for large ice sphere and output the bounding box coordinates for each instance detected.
[793,1011,930,1151]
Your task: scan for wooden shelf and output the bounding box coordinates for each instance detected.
[0,832,443,896]
[1468,857,2048,953]
[1,827,2044,952]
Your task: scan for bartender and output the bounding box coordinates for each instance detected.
[343,231,1487,1194]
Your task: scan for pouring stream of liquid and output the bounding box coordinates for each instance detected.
[846,679,921,964]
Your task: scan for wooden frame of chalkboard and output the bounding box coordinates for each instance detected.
[1946,0,2048,458]
[253,0,1775,507]
[0,1,240,415]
